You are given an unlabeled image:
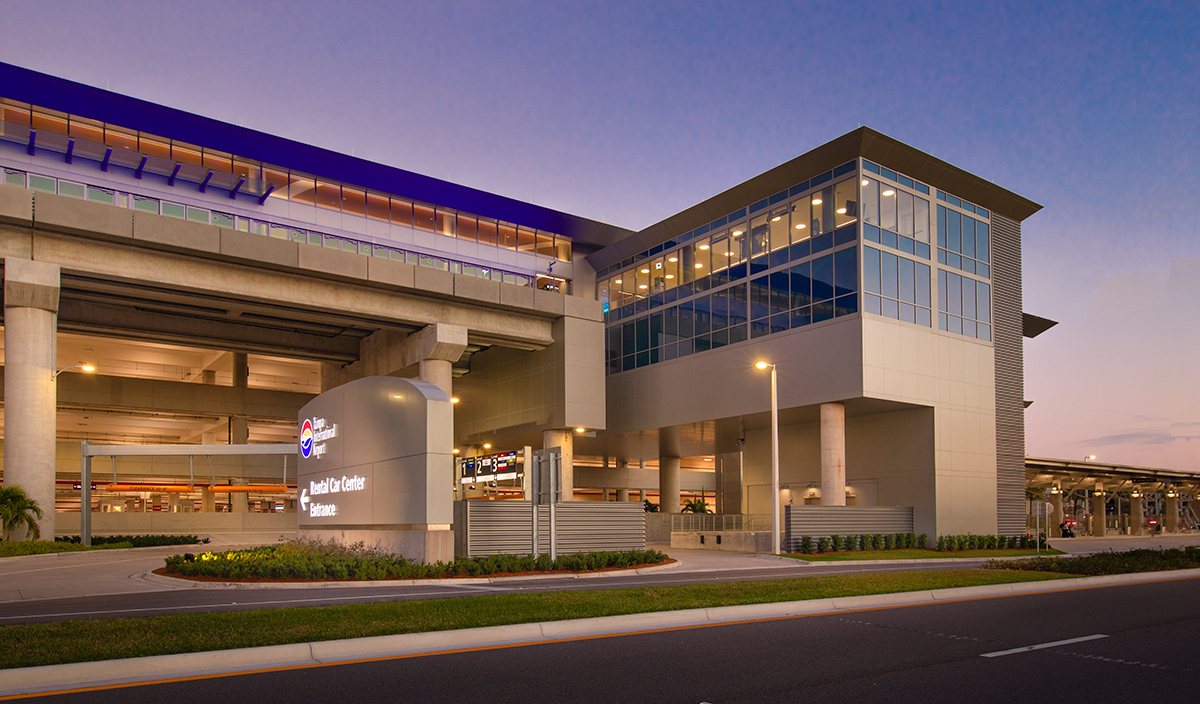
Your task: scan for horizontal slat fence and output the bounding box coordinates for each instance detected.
[458,501,645,557]
[784,506,914,552]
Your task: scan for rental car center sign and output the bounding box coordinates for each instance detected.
[296,376,454,531]
[301,473,366,518]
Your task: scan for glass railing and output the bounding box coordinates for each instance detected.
[3,165,572,292]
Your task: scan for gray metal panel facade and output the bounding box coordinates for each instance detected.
[462,501,645,556]
[784,505,914,551]
[991,214,1026,535]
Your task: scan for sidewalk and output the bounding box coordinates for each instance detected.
[1048,533,1200,554]
[0,533,289,602]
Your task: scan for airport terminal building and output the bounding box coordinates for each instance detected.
[0,62,1043,545]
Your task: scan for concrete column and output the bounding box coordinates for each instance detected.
[602,489,611,501]
[639,489,647,502]
[3,259,61,539]
[1091,490,1106,537]
[1049,493,1063,537]
[1131,495,1145,536]
[820,402,846,507]
[230,352,249,451]
[1165,494,1180,533]
[231,479,249,513]
[200,369,216,384]
[231,352,249,388]
[230,416,249,445]
[617,489,630,502]
[542,428,574,501]
[418,358,453,397]
[202,487,216,513]
[660,456,681,513]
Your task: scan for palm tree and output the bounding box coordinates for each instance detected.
[0,485,43,541]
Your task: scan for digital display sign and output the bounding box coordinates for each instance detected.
[460,451,520,484]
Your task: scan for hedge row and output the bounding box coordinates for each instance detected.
[935,534,1046,551]
[795,532,928,554]
[57,534,209,548]
[163,540,669,581]
[984,547,1200,576]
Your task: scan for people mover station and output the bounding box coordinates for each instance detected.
[2,62,1193,559]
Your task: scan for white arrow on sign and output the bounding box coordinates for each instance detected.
[300,489,309,509]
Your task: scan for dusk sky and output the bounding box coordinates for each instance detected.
[4,1,1198,470]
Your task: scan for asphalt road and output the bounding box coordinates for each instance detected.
[0,559,983,624]
[28,576,1200,703]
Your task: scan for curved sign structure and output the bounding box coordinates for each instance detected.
[297,376,454,562]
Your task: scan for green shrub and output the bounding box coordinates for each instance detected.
[799,536,815,554]
[843,535,858,551]
[817,537,831,553]
[162,539,669,581]
[985,547,1200,576]
[57,534,207,548]
[830,535,843,552]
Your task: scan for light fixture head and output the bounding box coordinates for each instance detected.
[451,397,460,404]
[668,256,678,262]
[695,263,704,269]
[836,207,847,214]
[640,268,650,274]
[483,443,492,450]
[665,274,675,279]
[795,223,806,230]
[755,361,770,370]
[639,284,648,289]
[732,229,744,236]
[81,364,96,372]
[861,179,869,186]
[614,279,622,284]
[452,448,460,454]
[811,198,823,205]
[882,189,895,197]
[771,216,781,222]
[699,244,710,250]
[575,427,586,433]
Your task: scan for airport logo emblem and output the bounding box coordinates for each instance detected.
[299,419,314,458]
[299,417,337,459]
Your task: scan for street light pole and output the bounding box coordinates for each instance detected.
[756,361,780,554]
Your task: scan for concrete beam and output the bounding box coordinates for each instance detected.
[21,216,555,347]
[0,368,313,419]
[54,298,364,362]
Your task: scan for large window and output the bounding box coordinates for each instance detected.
[938,270,992,341]
[937,205,990,278]
[863,246,932,327]
[862,176,931,259]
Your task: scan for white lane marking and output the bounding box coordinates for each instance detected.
[981,634,1109,658]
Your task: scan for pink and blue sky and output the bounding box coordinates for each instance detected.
[4,1,1198,470]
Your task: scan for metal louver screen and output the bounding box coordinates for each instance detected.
[463,501,646,557]
[991,214,1026,536]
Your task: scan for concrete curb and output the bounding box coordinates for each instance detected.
[137,558,682,590]
[4,568,1199,697]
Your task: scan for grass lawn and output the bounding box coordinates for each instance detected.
[0,568,1070,670]
[786,548,1066,561]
